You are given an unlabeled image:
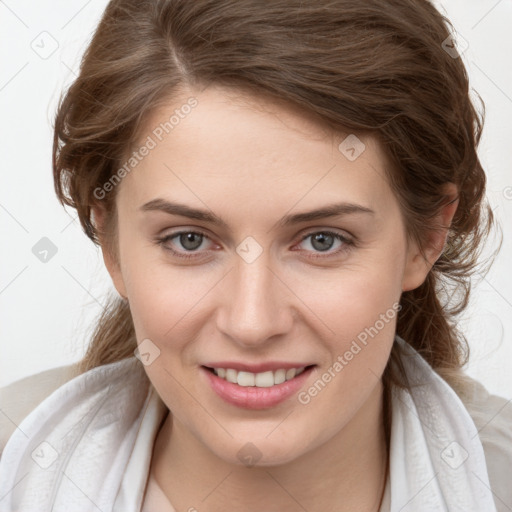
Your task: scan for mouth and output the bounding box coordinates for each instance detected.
[201,364,316,409]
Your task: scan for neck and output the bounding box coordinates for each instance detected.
[151,381,388,512]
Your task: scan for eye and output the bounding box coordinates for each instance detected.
[156,230,215,259]
[294,230,354,258]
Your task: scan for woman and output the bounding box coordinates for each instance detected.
[0,0,510,511]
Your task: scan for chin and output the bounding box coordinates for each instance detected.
[206,432,310,468]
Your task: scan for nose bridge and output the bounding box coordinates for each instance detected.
[217,250,290,346]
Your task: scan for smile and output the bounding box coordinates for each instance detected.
[202,365,316,409]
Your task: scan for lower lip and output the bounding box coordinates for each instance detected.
[202,366,315,410]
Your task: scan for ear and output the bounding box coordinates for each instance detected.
[92,205,128,300]
[401,183,459,292]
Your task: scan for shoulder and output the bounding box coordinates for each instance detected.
[0,364,80,457]
[451,373,512,512]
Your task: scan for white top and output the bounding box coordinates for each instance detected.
[0,336,510,512]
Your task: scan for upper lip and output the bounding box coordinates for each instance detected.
[202,362,315,373]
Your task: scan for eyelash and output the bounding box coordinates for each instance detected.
[156,229,355,261]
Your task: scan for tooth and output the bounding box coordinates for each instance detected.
[285,368,296,380]
[274,369,286,385]
[237,371,255,387]
[255,371,275,387]
[226,369,238,384]
[215,367,307,386]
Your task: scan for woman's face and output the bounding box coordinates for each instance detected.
[102,84,430,466]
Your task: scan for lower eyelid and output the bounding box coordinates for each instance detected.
[296,234,354,256]
[160,231,212,250]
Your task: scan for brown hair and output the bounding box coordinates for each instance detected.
[53,0,501,431]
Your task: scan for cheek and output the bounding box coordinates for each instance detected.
[116,229,208,337]
[125,265,209,343]
[289,250,404,339]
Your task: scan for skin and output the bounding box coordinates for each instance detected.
[96,84,458,512]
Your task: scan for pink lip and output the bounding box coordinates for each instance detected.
[202,361,313,373]
[201,365,315,410]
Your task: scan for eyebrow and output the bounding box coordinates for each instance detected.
[140,198,375,229]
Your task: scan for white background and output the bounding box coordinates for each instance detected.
[1,0,511,400]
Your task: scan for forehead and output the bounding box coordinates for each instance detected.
[118,84,396,219]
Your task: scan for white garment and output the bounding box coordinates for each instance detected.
[0,335,507,511]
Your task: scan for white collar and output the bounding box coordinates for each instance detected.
[384,336,497,511]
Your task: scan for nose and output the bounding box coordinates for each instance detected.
[216,250,293,349]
